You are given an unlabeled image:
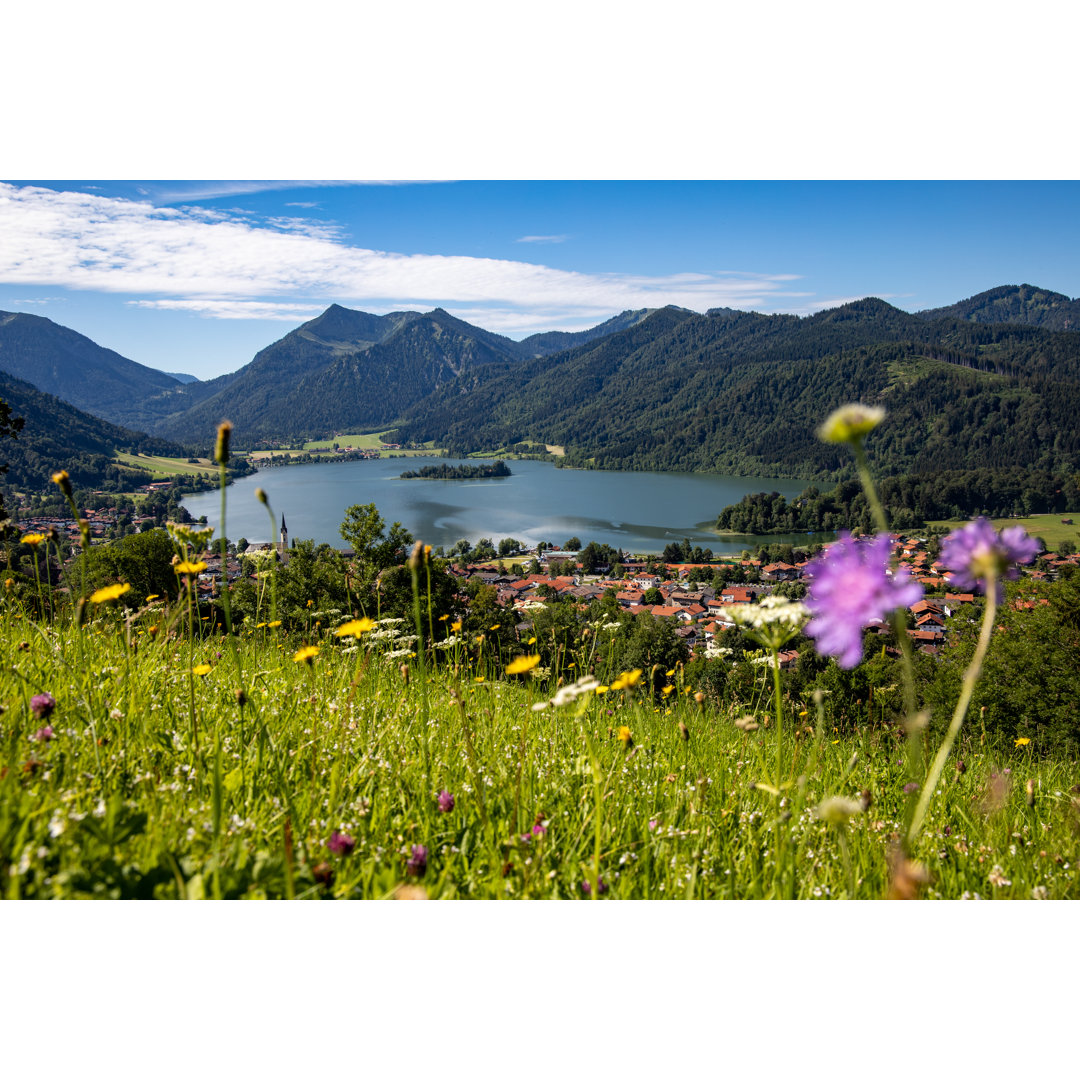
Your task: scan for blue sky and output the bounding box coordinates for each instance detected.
[2,179,1078,381]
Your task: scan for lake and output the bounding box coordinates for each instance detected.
[182,457,817,555]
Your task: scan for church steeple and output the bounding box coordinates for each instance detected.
[278,514,288,557]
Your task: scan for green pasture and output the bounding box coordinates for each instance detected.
[929,514,1080,552]
[113,451,215,477]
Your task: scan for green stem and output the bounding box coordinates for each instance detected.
[907,570,998,847]
[771,647,783,786]
[852,441,918,718]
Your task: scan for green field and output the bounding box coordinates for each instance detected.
[929,514,1080,552]
[114,451,216,477]
[302,431,394,451]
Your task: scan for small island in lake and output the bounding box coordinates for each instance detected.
[400,460,512,480]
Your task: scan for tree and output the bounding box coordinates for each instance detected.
[472,537,497,562]
[64,529,180,607]
[339,503,412,584]
[564,536,582,551]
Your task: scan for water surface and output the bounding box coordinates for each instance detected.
[183,457,815,554]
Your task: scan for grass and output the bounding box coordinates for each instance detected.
[113,452,216,477]
[302,431,397,451]
[3,595,1076,899]
[929,514,1080,551]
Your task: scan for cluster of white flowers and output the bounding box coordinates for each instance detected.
[531,675,601,711]
[730,595,809,631]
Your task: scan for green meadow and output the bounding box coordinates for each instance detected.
[3,586,1076,899]
[928,514,1080,552]
[113,451,217,477]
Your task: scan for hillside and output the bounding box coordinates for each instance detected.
[917,284,1080,331]
[151,306,531,446]
[395,299,1080,479]
[517,308,657,357]
[0,310,191,430]
[0,369,184,495]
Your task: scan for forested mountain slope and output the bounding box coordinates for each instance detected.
[396,299,1080,479]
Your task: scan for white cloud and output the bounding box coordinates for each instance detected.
[0,183,816,330]
[127,299,329,321]
[516,234,568,244]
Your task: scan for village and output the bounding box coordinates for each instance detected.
[15,500,1077,666]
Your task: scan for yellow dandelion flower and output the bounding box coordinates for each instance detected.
[293,645,320,664]
[1015,737,1031,747]
[256,622,267,629]
[191,664,212,676]
[174,561,207,575]
[334,617,377,637]
[489,623,500,631]
[438,614,449,622]
[611,668,643,691]
[89,582,131,604]
[474,675,485,683]
[665,669,674,677]
[21,533,45,546]
[661,684,674,696]
[51,470,73,497]
[145,594,160,602]
[506,654,540,675]
[527,636,536,645]
[268,620,282,628]
[451,621,462,632]
[617,725,633,747]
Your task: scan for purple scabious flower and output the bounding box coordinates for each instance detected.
[940,518,1041,600]
[327,830,355,856]
[804,533,922,669]
[581,877,608,896]
[406,844,428,877]
[30,693,55,720]
[437,790,454,813]
[31,725,55,743]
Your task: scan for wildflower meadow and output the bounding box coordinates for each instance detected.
[2,414,1079,900]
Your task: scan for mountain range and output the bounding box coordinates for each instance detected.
[2,284,1080,489]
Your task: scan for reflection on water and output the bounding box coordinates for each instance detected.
[183,457,818,555]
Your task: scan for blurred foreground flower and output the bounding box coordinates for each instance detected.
[30,692,56,720]
[90,582,131,604]
[817,403,885,445]
[804,533,922,668]
[334,617,376,638]
[815,795,864,824]
[31,725,55,743]
[406,844,428,877]
[437,790,455,813]
[174,561,207,576]
[532,675,601,711]
[941,518,1040,600]
[610,669,642,691]
[506,654,540,675]
[292,646,319,665]
[327,831,356,856]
